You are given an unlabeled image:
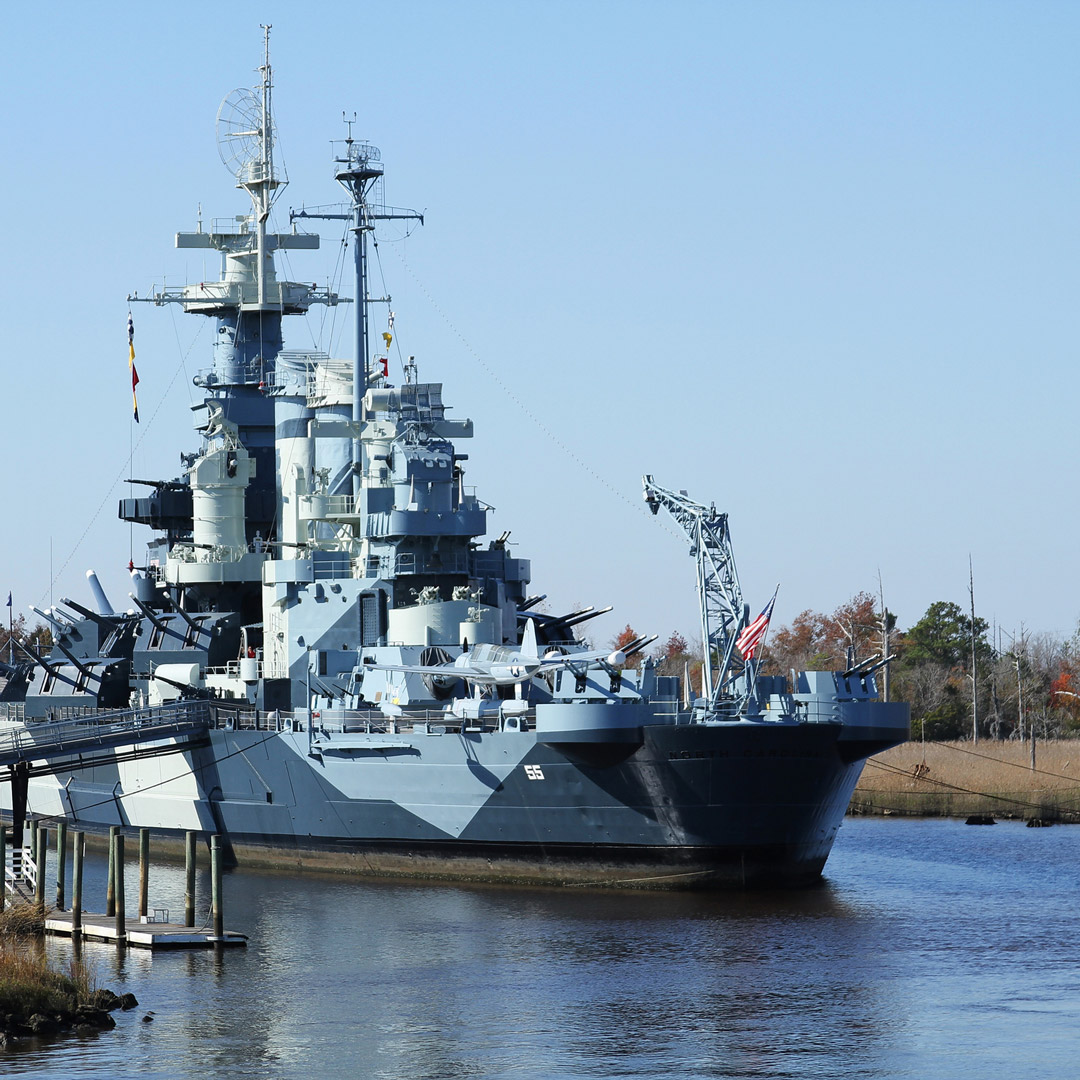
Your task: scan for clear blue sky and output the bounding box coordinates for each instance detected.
[2,1,1077,651]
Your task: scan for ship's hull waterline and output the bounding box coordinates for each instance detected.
[0,718,883,889]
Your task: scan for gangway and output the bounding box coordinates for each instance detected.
[0,700,214,864]
[0,700,212,773]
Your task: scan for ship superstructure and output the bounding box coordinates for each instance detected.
[0,34,908,889]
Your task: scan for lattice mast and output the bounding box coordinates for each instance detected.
[643,476,749,709]
[291,120,422,495]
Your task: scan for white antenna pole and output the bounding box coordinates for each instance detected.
[255,24,272,308]
[877,568,890,702]
[969,555,978,745]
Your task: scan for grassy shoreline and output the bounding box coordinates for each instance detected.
[0,904,133,1048]
[851,739,1080,821]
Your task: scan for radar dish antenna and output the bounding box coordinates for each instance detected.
[216,87,277,183]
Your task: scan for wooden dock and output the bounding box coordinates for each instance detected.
[44,910,247,950]
[5,825,247,951]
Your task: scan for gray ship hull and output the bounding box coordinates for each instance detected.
[5,710,901,889]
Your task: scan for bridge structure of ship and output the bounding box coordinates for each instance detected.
[0,702,213,860]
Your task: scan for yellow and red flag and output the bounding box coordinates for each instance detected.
[127,312,140,422]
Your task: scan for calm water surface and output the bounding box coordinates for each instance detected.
[6,817,1078,1079]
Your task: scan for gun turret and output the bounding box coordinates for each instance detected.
[60,597,117,627]
[30,605,78,640]
[843,653,896,679]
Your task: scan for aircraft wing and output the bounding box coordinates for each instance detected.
[537,649,615,668]
[362,660,498,684]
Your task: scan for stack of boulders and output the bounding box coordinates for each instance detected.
[0,989,139,1047]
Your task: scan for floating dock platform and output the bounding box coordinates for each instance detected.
[44,910,247,950]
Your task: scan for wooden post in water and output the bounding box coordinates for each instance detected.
[106,826,118,917]
[211,834,223,940]
[10,764,28,877]
[34,827,47,908]
[114,834,126,945]
[72,831,84,935]
[184,831,196,927]
[138,828,149,919]
[28,816,38,885]
[55,821,67,910]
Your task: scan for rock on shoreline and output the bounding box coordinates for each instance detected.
[0,989,138,1049]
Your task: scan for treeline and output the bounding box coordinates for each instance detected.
[0,616,53,662]
[764,592,1080,740]
[624,591,1080,741]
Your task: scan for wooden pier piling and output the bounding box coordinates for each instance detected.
[106,825,118,917]
[211,834,224,940]
[185,830,196,927]
[113,834,125,946]
[34,827,46,908]
[56,821,67,910]
[138,828,149,920]
[72,830,84,935]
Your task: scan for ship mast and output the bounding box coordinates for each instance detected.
[124,27,339,556]
[254,26,275,307]
[292,128,422,495]
[221,22,286,311]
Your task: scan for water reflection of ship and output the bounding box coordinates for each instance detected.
[0,29,907,889]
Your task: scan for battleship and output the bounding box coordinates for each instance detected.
[0,35,908,889]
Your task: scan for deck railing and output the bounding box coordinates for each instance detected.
[0,701,213,767]
[4,845,36,891]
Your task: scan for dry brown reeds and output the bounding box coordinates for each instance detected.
[851,739,1080,821]
[0,901,50,937]
[0,941,95,1023]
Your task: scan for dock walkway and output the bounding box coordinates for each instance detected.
[44,910,247,949]
[0,702,211,771]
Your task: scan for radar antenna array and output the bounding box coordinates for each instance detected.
[216,87,267,179]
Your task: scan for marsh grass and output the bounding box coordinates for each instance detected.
[0,901,103,1032]
[0,902,49,938]
[0,940,95,1021]
[852,739,1080,820]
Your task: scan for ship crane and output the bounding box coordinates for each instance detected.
[642,476,749,712]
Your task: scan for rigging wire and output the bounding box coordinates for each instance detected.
[272,208,352,357]
[14,723,284,817]
[871,738,1080,787]
[388,242,681,542]
[858,756,1080,813]
[371,237,407,377]
[37,317,208,610]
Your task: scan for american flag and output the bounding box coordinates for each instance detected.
[736,588,778,659]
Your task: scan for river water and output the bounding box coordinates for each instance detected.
[4,817,1077,1079]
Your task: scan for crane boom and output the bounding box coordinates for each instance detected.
[643,475,749,709]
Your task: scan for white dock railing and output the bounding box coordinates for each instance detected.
[4,845,36,893]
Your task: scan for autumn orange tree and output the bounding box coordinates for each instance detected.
[610,624,643,670]
[762,592,885,676]
[656,631,690,672]
[1049,666,1080,728]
